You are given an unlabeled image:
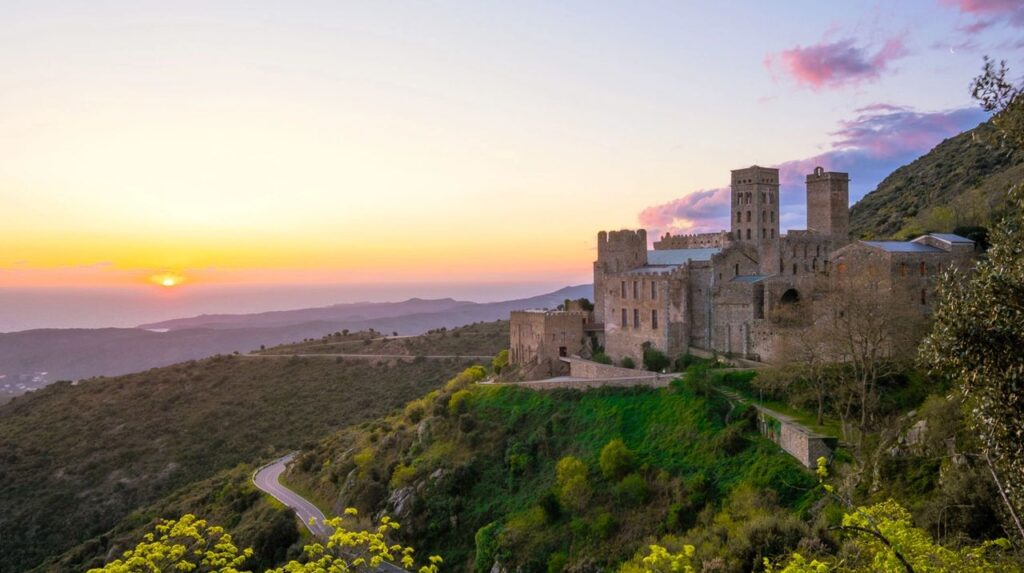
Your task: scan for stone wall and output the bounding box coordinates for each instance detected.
[654,231,731,250]
[509,310,589,376]
[562,356,652,379]
[759,412,836,468]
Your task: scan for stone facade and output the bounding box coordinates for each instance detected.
[518,165,979,368]
[509,309,591,377]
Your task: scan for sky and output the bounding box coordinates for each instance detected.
[1,0,1023,328]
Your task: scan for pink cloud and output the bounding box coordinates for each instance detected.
[942,0,1024,27]
[638,187,731,236]
[766,37,908,90]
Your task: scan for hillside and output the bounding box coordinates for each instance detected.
[849,120,1024,239]
[281,369,818,571]
[261,320,508,357]
[0,285,588,385]
[0,323,501,572]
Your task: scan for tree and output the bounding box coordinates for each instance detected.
[641,344,670,372]
[773,301,836,426]
[554,456,591,512]
[919,56,1024,541]
[492,349,509,374]
[93,510,442,573]
[971,57,1024,147]
[599,438,636,481]
[89,514,252,573]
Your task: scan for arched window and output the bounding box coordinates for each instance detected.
[746,228,751,240]
[771,210,775,222]
[737,211,742,222]
[746,211,751,222]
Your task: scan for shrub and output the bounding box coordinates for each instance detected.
[673,353,695,372]
[593,352,613,365]
[458,413,476,434]
[621,357,636,369]
[555,456,591,512]
[539,490,562,523]
[617,472,649,505]
[491,349,509,374]
[593,511,617,539]
[474,522,502,573]
[389,463,418,488]
[547,552,568,573]
[449,389,471,416]
[599,439,636,481]
[642,346,671,372]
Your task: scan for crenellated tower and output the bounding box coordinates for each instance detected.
[593,229,647,324]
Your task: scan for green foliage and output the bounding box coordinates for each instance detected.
[492,349,510,374]
[555,456,592,512]
[620,357,636,369]
[922,181,1024,521]
[641,344,670,372]
[616,473,649,505]
[474,522,502,573]
[593,352,613,365]
[599,439,637,481]
[547,551,568,573]
[594,511,618,539]
[448,389,471,416]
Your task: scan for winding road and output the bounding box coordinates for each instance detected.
[253,453,333,539]
[252,454,408,573]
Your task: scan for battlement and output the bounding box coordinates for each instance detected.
[654,230,731,250]
[598,229,647,252]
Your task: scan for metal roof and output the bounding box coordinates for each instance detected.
[626,265,679,275]
[647,248,721,265]
[926,233,974,244]
[731,275,769,283]
[862,241,944,253]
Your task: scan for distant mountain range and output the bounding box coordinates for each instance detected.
[0,284,591,383]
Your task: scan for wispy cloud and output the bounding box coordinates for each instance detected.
[941,0,1024,28]
[638,105,988,236]
[765,38,908,90]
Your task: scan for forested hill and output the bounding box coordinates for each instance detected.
[849,120,1024,239]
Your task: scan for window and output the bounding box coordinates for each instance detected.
[736,211,742,222]
[633,308,640,328]
[746,211,751,222]
[920,289,927,305]
[761,210,766,222]
[792,263,798,275]
[621,281,626,297]
[919,262,926,276]
[771,211,775,222]
[735,263,739,276]
[633,281,639,299]
[651,309,658,329]
[779,258,783,273]
[651,281,657,299]
[746,228,751,240]
[621,308,627,327]
[762,228,766,239]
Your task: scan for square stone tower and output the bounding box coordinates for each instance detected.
[593,229,647,324]
[731,166,780,246]
[806,166,849,238]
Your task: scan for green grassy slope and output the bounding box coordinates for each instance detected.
[284,373,816,572]
[0,330,488,572]
[849,120,1024,239]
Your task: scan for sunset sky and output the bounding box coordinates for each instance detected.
[2,0,1023,296]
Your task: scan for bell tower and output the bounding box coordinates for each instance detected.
[730,166,780,246]
[806,166,849,239]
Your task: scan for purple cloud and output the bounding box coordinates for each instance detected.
[639,105,988,237]
[766,37,908,90]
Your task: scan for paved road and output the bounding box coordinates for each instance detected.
[253,454,409,573]
[244,352,493,360]
[253,454,333,539]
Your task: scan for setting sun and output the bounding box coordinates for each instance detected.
[151,273,184,288]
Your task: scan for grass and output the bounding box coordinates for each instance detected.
[286,376,817,571]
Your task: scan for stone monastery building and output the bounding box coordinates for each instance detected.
[510,165,977,375]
